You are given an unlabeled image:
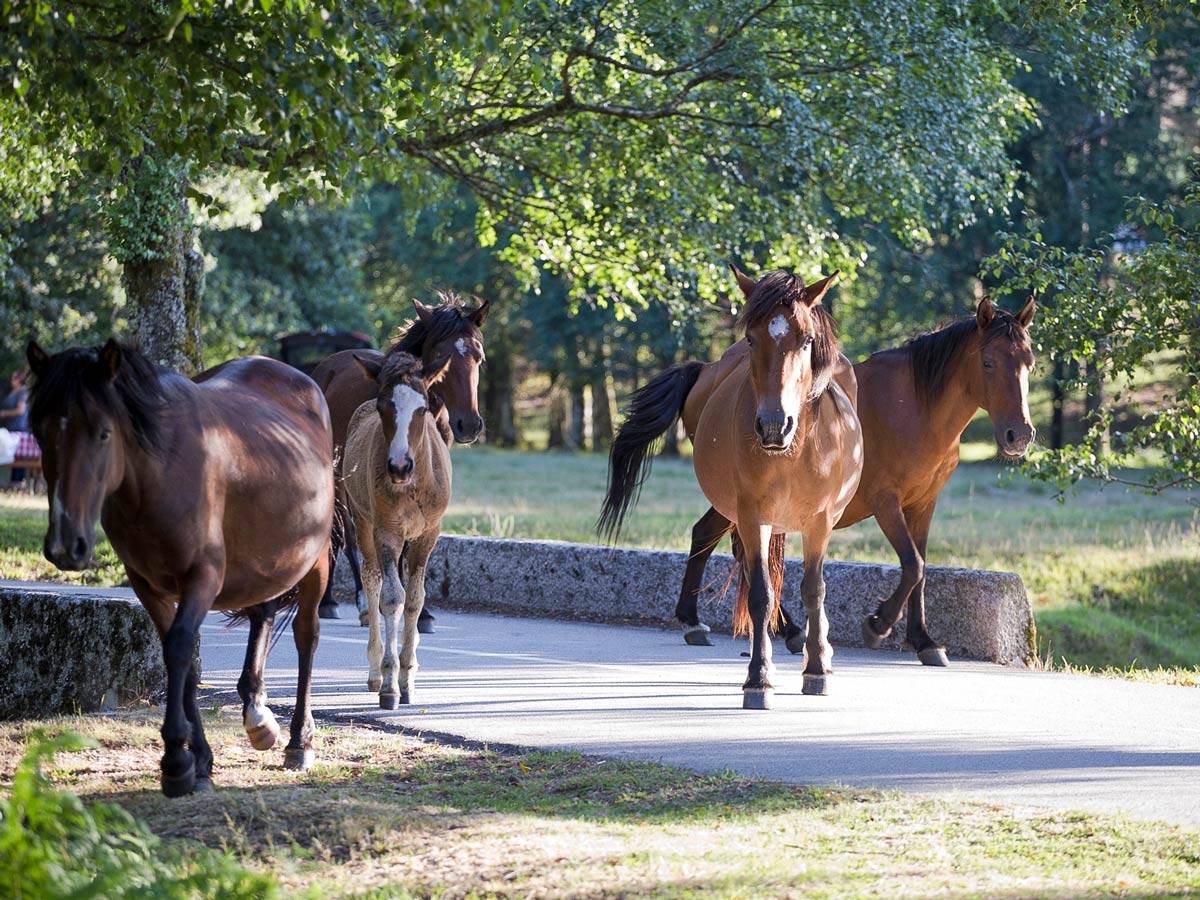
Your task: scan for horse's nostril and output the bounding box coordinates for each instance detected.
[72,537,88,561]
[1006,428,1017,445]
[783,416,795,437]
[754,418,766,439]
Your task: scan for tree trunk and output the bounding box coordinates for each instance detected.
[119,167,203,375]
[547,377,569,450]
[661,419,682,457]
[1050,356,1067,451]
[568,382,587,451]
[590,371,616,450]
[481,328,520,447]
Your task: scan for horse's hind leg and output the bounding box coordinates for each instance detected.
[237,600,281,750]
[799,523,835,696]
[182,655,215,792]
[902,505,948,667]
[676,506,732,646]
[377,539,406,710]
[862,495,923,651]
[284,551,330,770]
[732,530,802,653]
[342,507,371,627]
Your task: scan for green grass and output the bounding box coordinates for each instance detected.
[3,708,1199,900]
[6,445,1199,674]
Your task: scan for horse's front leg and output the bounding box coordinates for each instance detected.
[799,520,835,696]
[903,503,949,666]
[675,506,732,646]
[237,600,281,751]
[862,494,923,650]
[152,567,219,797]
[738,521,776,710]
[377,538,406,710]
[358,524,385,692]
[284,553,330,770]
[398,531,439,704]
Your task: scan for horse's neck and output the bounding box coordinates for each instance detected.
[923,344,985,448]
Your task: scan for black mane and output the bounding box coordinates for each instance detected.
[388,291,481,361]
[28,343,169,454]
[903,309,1030,407]
[737,270,840,402]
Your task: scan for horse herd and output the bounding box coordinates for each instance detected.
[23,266,1035,797]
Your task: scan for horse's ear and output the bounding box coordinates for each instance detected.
[413,299,434,324]
[729,264,757,299]
[469,296,491,328]
[26,341,50,377]
[421,353,452,387]
[351,352,384,382]
[976,296,996,330]
[97,339,122,382]
[1016,294,1037,328]
[801,271,839,307]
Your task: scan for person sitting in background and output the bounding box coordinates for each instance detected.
[0,369,29,488]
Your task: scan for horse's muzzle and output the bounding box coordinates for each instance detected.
[45,533,92,571]
[997,422,1035,458]
[388,456,415,485]
[755,413,796,451]
[451,413,484,444]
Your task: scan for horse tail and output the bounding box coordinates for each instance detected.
[731,529,786,637]
[597,361,704,542]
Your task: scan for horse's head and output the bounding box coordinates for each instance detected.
[733,266,839,452]
[974,296,1037,457]
[395,293,489,444]
[26,339,164,570]
[356,351,451,486]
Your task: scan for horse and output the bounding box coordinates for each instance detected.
[25,340,335,797]
[600,268,863,709]
[311,292,488,628]
[341,352,452,709]
[672,295,1037,665]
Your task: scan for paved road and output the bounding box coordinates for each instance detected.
[199,607,1200,827]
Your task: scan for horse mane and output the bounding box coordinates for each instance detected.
[378,351,425,388]
[903,309,1030,407]
[28,342,169,454]
[388,291,481,360]
[736,270,840,402]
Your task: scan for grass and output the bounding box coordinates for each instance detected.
[2,706,1199,899]
[5,444,1199,674]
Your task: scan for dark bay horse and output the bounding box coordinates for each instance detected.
[311,292,488,627]
[673,296,1037,664]
[342,352,452,708]
[26,340,335,796]
[600,269,863,709]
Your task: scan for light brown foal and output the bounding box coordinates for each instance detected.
[342,352,452,709]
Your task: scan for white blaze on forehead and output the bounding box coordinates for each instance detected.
[388,384,426,463]
[768,314,790,343]
[455,337,469,357]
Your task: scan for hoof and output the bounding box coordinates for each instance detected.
[194,776,216,794]
[918,646,950,667]
[784,633,805,655]
[318,602,342,620]
[161,758,196,798]
[682,623,713,647]
[802,674,829,696]
[368,676,383,692]
[283,747,315,770]
[861,616,888,650]
[417,614,435,635]
[245,719,279,751]
[359,612,370,628]
[379,692,400,710]
[742,688,774,710]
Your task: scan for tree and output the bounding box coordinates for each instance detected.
[2,0,1163,368]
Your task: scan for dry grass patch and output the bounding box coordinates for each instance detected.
[2,705,1199,900]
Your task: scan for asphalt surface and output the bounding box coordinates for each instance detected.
[197,605,1200,827]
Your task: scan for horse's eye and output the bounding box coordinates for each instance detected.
[745,336,755,348]
[982,359,994,370]
[99,428,112,442]
[803,336,815,350]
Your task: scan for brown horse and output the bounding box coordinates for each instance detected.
[600,269,863,709]
[26,340,335,796]
[312,292,487,627]
[342,352,452,708]
[673,295,1037,664]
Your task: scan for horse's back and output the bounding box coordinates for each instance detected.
[311,349,384,453]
